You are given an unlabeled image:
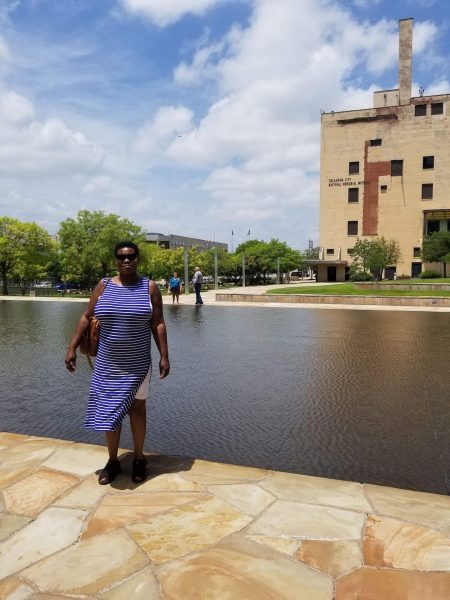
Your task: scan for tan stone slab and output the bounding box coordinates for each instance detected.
[23,528,148,596]
[0,491,4,512]
[0,506,87,578]
[82,491,207,539]
[247,500,365,540]
[364,514,450,571]
[42,443,109,476]
[245,534,299,556]
[158,533,333,600]
[129,472,206,493]
[181,459,268,485]
[208,483,275,516]
[0,432,33,446]
[54,474,110,508]
[99,566,160,599]
[127,495,252,564]
[0,577,34,599]
[296,540,361,577]
[0,442,60,489]
[336,568,450,599]
[3,469,80,517]
[0,513,32,542]
[260,471,372,512]
[364,484,450,534]
[0,445,8,452]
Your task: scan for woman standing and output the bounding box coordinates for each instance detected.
[168,271,182,304]
[65,241,170,485]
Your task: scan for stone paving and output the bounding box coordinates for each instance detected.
[1,433,449,599]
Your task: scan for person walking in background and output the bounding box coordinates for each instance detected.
[168,271,182,304]
[64,241,170,485]
[192,266,203,305]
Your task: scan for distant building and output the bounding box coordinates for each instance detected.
[319,18,450,281]
[145,232,228,252]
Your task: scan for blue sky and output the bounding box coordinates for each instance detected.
[0,0,449,249]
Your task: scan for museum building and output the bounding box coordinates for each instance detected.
[318,18,450,281]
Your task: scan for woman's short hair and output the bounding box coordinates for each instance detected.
[114,240,140,257]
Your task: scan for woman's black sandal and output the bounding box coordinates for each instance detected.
[132,457,147,483]
[98,459,121,485]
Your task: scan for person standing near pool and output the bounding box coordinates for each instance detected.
[64,240,170,485]
[168,271,182,304]
[192,266,203,305]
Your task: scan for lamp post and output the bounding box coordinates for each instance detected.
[184,243,189,295]
[214,247,218,290]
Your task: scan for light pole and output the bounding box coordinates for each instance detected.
[214,247,218,290]
[184,243,189,295]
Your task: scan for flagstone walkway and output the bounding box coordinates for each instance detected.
[0,432,449,599]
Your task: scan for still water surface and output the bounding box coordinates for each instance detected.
[1,300,448,494]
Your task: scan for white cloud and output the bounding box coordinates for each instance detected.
[0,89,104,176]
[121,0,227,26]
[135,105,194,157]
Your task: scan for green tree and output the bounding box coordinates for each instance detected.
[235,239,303,283]
[0,217,53,295]
[10,224,54,295]
[421,231,450,277]
[58,210,144,289]
[349,237,401,280]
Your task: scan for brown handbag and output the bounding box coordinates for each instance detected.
[79,278,109,367]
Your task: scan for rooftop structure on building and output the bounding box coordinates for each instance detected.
[145,232,228,253]
[319,18,450,282]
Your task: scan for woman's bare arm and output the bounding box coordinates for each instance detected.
[149,280,170,378]
[64,279,105,372]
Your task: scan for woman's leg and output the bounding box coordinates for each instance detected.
[129,399,146,460]
[105,428,121,460]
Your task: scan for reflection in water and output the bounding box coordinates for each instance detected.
[1,300,449,494]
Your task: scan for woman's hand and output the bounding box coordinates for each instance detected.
[159,356,170,379]
[65,348,77,373]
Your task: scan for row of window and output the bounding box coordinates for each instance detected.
[346,182,435,202]
[415,102,444,117]
[326,246,423,257]
[349,156,434,176]
[344,217,450,238]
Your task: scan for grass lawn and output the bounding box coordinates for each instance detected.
[267,283,450,297]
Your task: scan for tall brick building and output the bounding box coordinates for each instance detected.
[318,18,450,281]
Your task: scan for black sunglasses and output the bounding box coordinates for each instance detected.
[116,253,138,262]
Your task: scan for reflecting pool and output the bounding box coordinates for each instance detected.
[1,300,448,494]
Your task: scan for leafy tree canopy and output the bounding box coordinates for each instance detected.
[421,231,450,277]
[0,217,53,295]
[58,210,144,288]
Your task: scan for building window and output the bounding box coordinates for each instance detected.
[347,248,354,255]
[349,161,359,175]
[413,247,421,258]
[415,104,427,116]
[431,102,443,115]
[422,183,433,200]
[448,220,450,232]
[347,221,358,236]
[426,220,440,235]
[370,138,382,146]
[391,160,403,176]
[423,156,434,169]
[380,185,387,192]
[326,248,334,255]
[348,188,359,203]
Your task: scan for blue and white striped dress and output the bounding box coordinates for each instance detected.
[85,277,152,431]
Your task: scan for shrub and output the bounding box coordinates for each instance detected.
[396,274,411,280]
[420,270,441,279]
[349,271,373,282]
